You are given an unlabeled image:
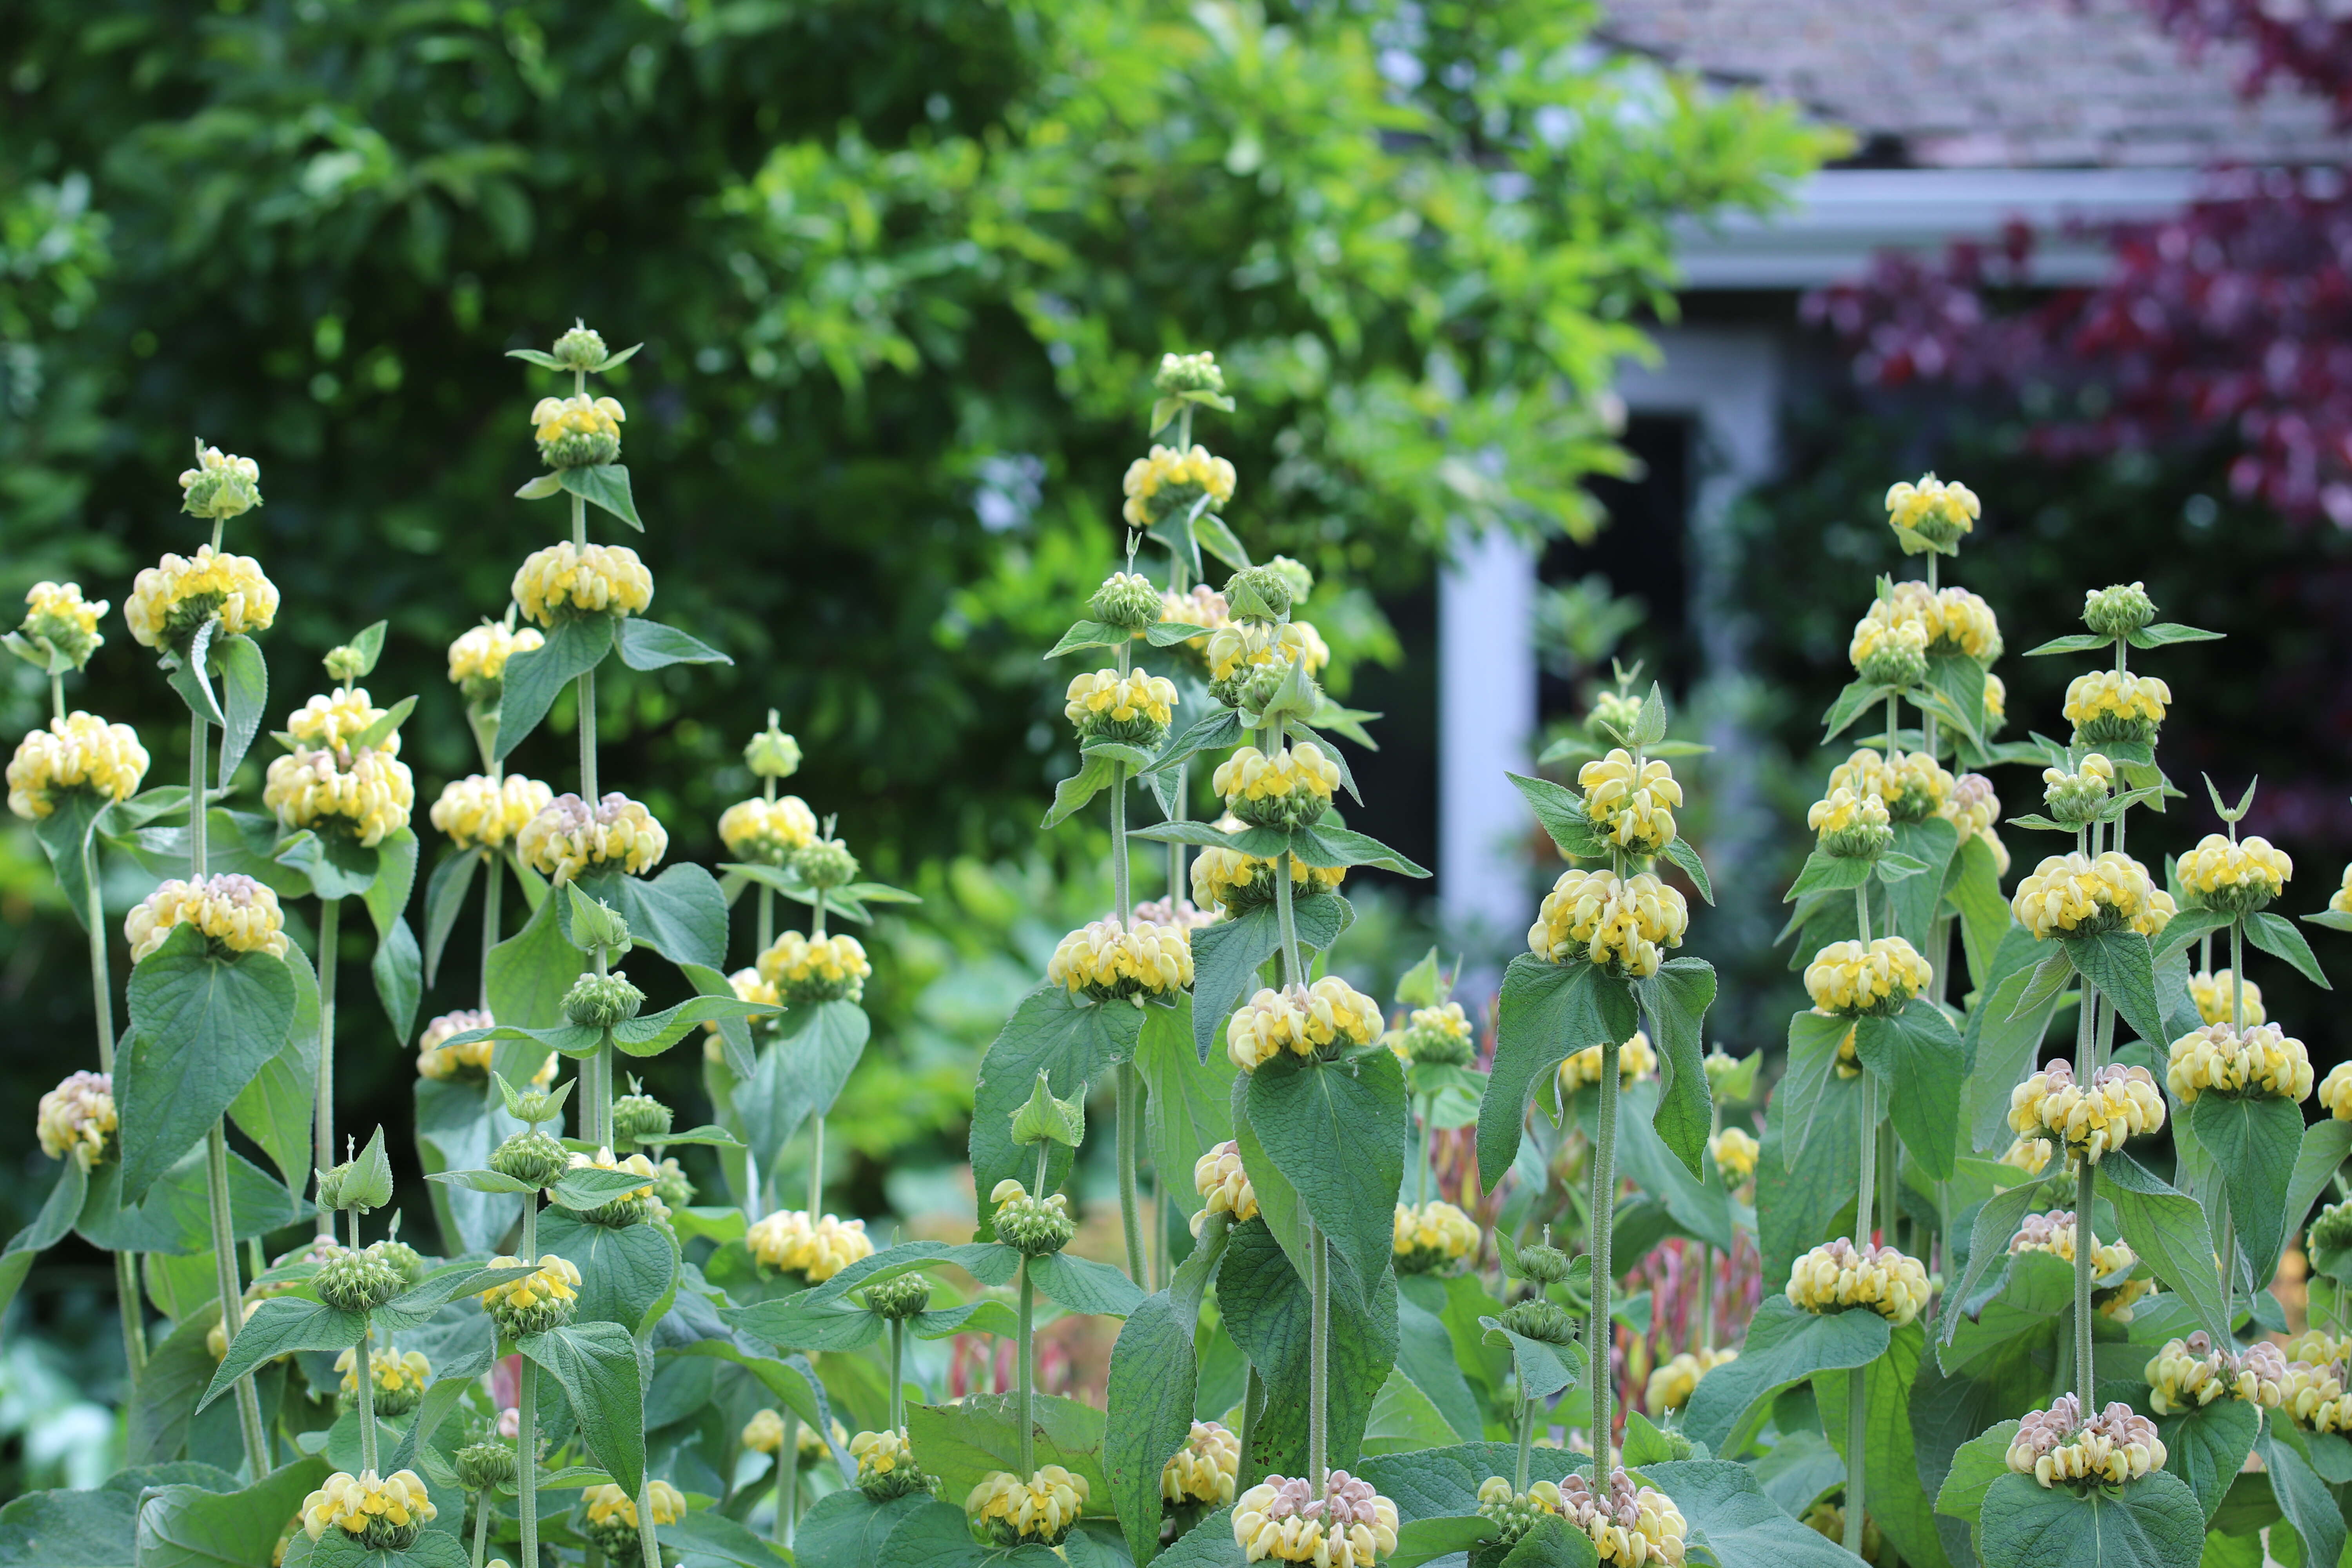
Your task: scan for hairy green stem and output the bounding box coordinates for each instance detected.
[809,1116,825,1216]
[1590,1038,1620,1482]
[1514,1396,1535,1494]
[774,1413,798,1546]
[635,1477,662,1568]
[1843,1365,1868,1555]
[479,853,502,1014]
[2074,1160,2096,1404]
[891,1317,907,1432]
[589,945,613,1147]
[1855,1074,1879,1249]
[1418,1093,1436,1207]
[86,835,143,1375]
[115,1251,146,1376]
[1308,1222,1330,1489]
[1238,1367,1263,1492]
[471,1488,491,1568]
[205,1121,269,1475]
[578,665,598,805]
[356,1318,380,1474]
[190,716,209,875]
[1017,1262,1037,1475]
[314,897,341,1236]
[517,1195,539,1568]
[1117,1062,1146,1287]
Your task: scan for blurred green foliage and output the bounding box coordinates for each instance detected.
[0,0,1828,1273]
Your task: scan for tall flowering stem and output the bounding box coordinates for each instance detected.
[313,897,341,1237]
[1589,1034,1620,1486]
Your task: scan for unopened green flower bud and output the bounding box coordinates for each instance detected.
[1702,1048,1744,1090]
[1154,351,1225,396]
[1659,1428,1696,1460]
[1091,572,1164,633]
[1512,1238,1573,1287]
[323,647,368,684]
[315,1247,408,1313]
[1857,637,1928,690]
[611,1092,673,1147]
[2083,582,2156,640]
[1222,566,1291,625]
[650,1156,695,1209]
[1588,691,1641,744]
[2313,1198,2352,1255]
[1476,1480,1560,1550]
[991,1180,1076,1258]
[791,837,858,892]
[490,1130,571,1189]
[862,1272,934,1321]
[1264,555,1314,606]
[178,445,263,522]
[745,711,802,780]
[511,1088,565,1128]
[1498,1298,1577,1345]
[552,325,609,370]
[370,1240,430,1287]
[1235,659,1309,719]
[563,971,645,1030]
[456,1441,519,1493]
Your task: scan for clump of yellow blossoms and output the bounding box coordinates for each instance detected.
[2011,850,2173,939]
[476,1254,581,1337]
[2040,753,2114,826]
[1887,580,2002,662]
[1945,772,2002,848]
[1579,749,1682,853]
[447,621,543,696]
[2000,1134,2054,1179]
[1162,1421,1241,1507]
[1205,622,1330,705]
[741,1409,846,1465]
[7,713,147,820]
[126,873,290,962]
[1848,607,1928,688]
[2010,1210,2147,1319]
[582,1480,685,1554]
[967,1466,1089,1548]
[530,394,626,468]
[1191,823,1345,912]
[1226,978,1383,1071]
[1392,1201,1479,1274]
[179,445,263,521]
[1387,1001,1474,1067]
[1803,937,1932,1018]
[2063,670,2171,747]
[757,929,871,1005]
[2333,863,2352,916]
[2190,968,2262,1027]
[564,1147,660,1227]
[517,791,667,882]
[1558,1031,1657,1096]
[20,581,107,668]
[852,1428,932,1501]
[1233,1472,1399,1568]
[336,1348,431,1416]
[1885,473,1978,553]
[2321,1062,2352,1120]
[748,1209,873,1283]
[1499,1469,1690,1566]
[265,745,415,847]
[1825,747,1951,823]
[2167,1022,2313,1103]
[2176,832,2292,915]
[2006,1396,2165,1488]
[36,1071,115,1169]
[717,795,818,864]
[1065,668,1179,746]
[2145,1332,2289,1414]
[1123,443,1236,529]
[126,544,279,652]
[1213,744,1340,831]
[1808,785,1892,859]
[1528,868,1688,977]
[1710,1125,1759,1185]
[2276,1333,2352,1432]
[1045,918,1194,1003]
[431,774,554,851]
[512,541,653,626]
[1646,1347,1737,1415]
[419,1009,490,1081]
[298,1469,436,1550]
[282,688,396,754]
[1786,1238,1931,1326]
[2009,1059,2166,1161]
[1194,1141,1259,1231]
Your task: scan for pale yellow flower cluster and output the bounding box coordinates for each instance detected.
[431,773,554,851]
[1944,771,2002,841]
[1233,1472,1399,1568]
[1803,937,1932,1018]
[179,446,263,518]
[717,795,818,864]
[298,1470,436,1545]
[1527,868,1688,977]
[2323,1062,2352,1120]
[512,541,653,626]
[284,689,398,755]
[2145,1332,2287,1414]
[966,1466,1089,1546]
[1205,621,1330,684]
[567,1147,657,1200]
[1579,749,1682,853]
[1710,1126,1760,1185]
[2010,1210,2146,1319]
[1212,744,1340,825]
[1189,839,1345,913]
[1163,584,1231,637]
[2190,968,2263,1027]
[1646,1347,1737,1415]
[1554,1470,1690,1566]
[2063,670,2171,742]
[1045,918,1194,1002]
[517,791,667,882]
[1847,605,1928,684]
[1807,785,1891,857]
[852,1428,919,1488]
[419,1009,490,1081]
[2176,832,2292,912]
[475,1254,582,1317]
[1064,668,1178,734]
[1558,1031,1657,1095]
[2006,1396,2165,1488]
[265,745,415,846]
[704,967,780,1060]
[126,873,290,962]
[757,930,871,1004]
[2008,1060,2166,1161]
[447,622,543,691]
[742,1409,840,1459]
[1785,1238,1931,1326]
[21,581,107,664]
[336,1347,431,1401]
[7,713,148,820]
[1825,747,1951,823]
[1225,978,1384,1071]
[1985,671,2009,723]
[2334,864,2352,915]
[1885,474,1979,553]
[747,1210,873,1283]
[1162,1421,1241,1506]
[2278,1334,2352,1432]
[1848,580,2002,671]
[530,394,626,467]
[1386,1001,1474,1066]
[2011,850,2173,939]
[2040,753,2114,823]
[1122,443,1237,529]
[2000,1134,2054,1178]
[2166,1022,2313,1103]
[1193,1141,1259,1231]
[583,1480,685,1531]
[36,1071,115,1169]
[1392,1201,1480,1272]
[125,544,279,649]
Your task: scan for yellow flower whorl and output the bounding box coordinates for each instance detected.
[1212,744,1340,830]
[178,445,263,521]
[747,1210,873,1282]
[1527,868,1688,977]
[2063,669,2171,745]
[1162,1421,1241,1506]
[336,1346,432,1403]
[125,544,279,650]
[1225,978,1384,1071]
[530,394,626,468]
[2011,850,2172,940]
[1645,1347,1737,1415]
[2189,968,2263,1027]
[20,581,108,668]
[2177,833,2292,914]
[2006,1395,2166,1488]
[1193,1140,1259,1231]
[1558,1031,1657,1095]
[36,1071,115,1169]
[717,795,819,864]
[1826,747,1951,824]
[516,791,666,882]
[756,929,871,1005]
[1205,620,1330,687]
[1392,1201,1480,1274]
[1064,668,1179,743]
[2322,1062,2352,1120]
[582,1479,685,1534]
[298,1469,437,1548]
[265,745,415,847]
[1578,749,1682,853]
[512,541,653,626]
[431,773,554,851]
[1885,473,1979,554]
[7,712,148,820]
[1232,1472,1400,1568]
[1710,1126,1759,1185]
[1802,937,1932,1019]
[1122,443,1237,529]
[126,873,290,962]
[2167,1022,2314,1104]
[1045,918,1194,1002]
[2011,1209,2146,1319]
[1786,1238,1931,1325]
[1808,785,1891,857]
[475,1253,581,1323]
[2008,1059,2167,1161]
[447,622,543,692]
[966,1466,1090,1547]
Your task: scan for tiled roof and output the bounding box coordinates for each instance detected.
[1600,0,2350,168]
